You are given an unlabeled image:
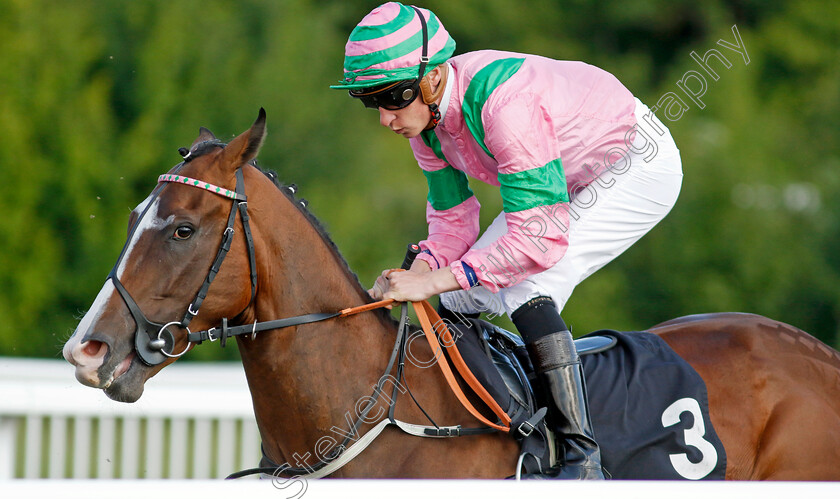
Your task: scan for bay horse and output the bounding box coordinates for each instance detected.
[63,110,840,480]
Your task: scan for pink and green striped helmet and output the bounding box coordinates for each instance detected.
[330,2,456,90]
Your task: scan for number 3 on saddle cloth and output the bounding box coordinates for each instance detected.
[444,318,727,480]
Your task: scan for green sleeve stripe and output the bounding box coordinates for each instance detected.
[423,166,475,211]
[461,58,525,158]
[498,159,569,213]
[419,130,473,210]
[420,129,447,162]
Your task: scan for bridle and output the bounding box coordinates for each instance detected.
[109,141,377,367]
[107,140,257,366]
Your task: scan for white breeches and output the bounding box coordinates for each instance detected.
[440,98,683,317]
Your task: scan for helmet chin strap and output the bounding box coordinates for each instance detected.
[424,103,441,131]
[410,5,443,131]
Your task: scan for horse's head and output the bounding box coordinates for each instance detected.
[63,109,267,402]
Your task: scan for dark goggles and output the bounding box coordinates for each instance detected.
[349,79,421,110]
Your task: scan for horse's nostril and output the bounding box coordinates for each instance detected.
[82,340,108,358]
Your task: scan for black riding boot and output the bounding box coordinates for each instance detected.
[512,297,605,480]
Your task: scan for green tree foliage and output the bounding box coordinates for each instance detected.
[0,0,837,360]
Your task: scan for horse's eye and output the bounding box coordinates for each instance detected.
[173,225,194,240]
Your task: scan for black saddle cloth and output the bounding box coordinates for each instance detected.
[581,329,727,479]
[446,319,727,480]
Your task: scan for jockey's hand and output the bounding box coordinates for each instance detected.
[368,270,394,304]
[367,259,432,303]
[368,265,461,304]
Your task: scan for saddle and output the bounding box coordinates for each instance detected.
[439,317,617,473]
[444,318,615,417]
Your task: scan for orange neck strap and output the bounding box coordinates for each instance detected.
[340,298,511,432]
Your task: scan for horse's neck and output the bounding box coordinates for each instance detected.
[236,189,396,467]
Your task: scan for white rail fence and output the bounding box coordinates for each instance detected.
[0,357,262,479]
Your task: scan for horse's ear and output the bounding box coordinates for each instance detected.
[191,127,217,149]
[220,108,266,171]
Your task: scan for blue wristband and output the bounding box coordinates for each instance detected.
[462,262,479,288]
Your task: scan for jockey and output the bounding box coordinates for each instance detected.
[332,2,683,479]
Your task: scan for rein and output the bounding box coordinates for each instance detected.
[184,298,397,346]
